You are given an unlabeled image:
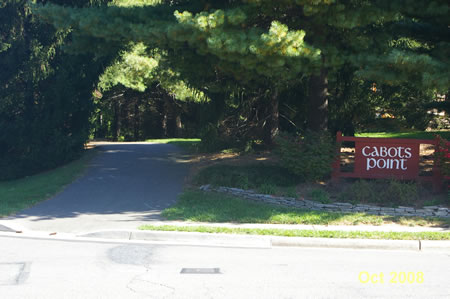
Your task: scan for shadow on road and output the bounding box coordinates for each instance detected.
[5,143,192,232]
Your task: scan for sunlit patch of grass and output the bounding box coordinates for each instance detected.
[145,138,201,143]
[356,131,450,140]
[145,138,201,152]
[162,191,450,227]
[139,225,450,240]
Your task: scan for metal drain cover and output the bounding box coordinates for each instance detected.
[180,268,221,274]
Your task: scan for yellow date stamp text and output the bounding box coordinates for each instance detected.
[358,271,424,284]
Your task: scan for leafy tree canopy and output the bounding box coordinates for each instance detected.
[98,42,209,101]
[34,0,449,90]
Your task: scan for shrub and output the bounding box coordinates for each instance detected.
[423,198,446,207]
[435,136,450,195]
[428,116,450,130]
[283,186,298,198]
[236,174,250,189]
[258,183,278,195]
[435,136,450,177]
[275,131,336,181]
[194,164,299,189]
[382,179,418,206]
[338,180,378,204]
[309,189,331,204]
[339,179,419,207]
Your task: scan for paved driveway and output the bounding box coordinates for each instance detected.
[1,142,190,233]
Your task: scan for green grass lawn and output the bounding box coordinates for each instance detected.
[356,131,450,140]
[145,138,201,152]
[139,224,450,240]
[162,191,450,227]
[0,148,98,217]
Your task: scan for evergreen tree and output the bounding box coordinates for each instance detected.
[34,0,449,136]
[0,0,112,180]
[93,42,209,140]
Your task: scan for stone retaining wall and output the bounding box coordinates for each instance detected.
[199,185,450,218]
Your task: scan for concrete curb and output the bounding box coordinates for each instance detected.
[2,221,449,252]
[78,230,450,252]
[420,240,450,252]
[270,236,419,251]
[79,230,272,248]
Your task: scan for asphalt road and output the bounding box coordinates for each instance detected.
[1,142,190,233]
[1,234,449,299]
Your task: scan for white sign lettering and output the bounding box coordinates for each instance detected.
[362,146,412,171]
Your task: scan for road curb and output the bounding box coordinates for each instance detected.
[270,236,420,251]
[3,227,449,252]
[79,230,272,248]
[77,229,450,251]
[420,240,450,252]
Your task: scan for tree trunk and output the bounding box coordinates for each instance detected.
[263,88,279,145]
[112,100,121,141]
[162,110,168,137]
[307,68,329,131]
[162,92,173,137]
[174,114,182,137]
[332,66,355,136]
[133,100,139,140]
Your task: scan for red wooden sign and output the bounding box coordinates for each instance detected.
[332,132,443,190]
[354,141,420,179]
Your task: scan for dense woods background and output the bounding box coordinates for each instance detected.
[1,0,449,180]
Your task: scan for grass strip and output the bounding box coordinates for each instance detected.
[356,131,450,140]
[0,148,98,217]
[139,225,450,240]
[163,191,450,227]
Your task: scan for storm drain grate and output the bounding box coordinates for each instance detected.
[180,268,221,274]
